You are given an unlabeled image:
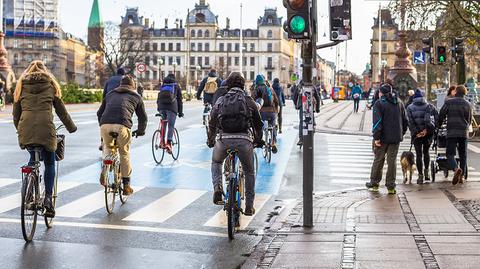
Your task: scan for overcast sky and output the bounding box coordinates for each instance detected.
[59,0,384,75]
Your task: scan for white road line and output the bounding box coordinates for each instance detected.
[76,120,99,125]
[468,144,480,154]
[0,218,227,238]
[0,181,82,214]
[0,178,20,189]
[123,189,206,223]
[204,194,271,229]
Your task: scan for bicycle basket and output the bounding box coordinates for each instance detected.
[55,134,65,161]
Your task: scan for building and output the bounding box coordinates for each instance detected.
[315,56,335,91]
[120,0,301,90]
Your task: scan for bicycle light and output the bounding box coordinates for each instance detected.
[21,167,33,174]
[103,160,113,165]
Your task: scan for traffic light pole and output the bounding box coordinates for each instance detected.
[457,58,466,85]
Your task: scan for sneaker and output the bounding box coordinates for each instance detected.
[297,140,303,146]
[213,185,223,205]
[165,142,173,154]
[244,205,256,216]
[123,184,134,195]
[387,188,397,195]
[365,182,379,192]
[417,174,424,185]
[279,129,283,134]
[43,196,55,218]
[272,144,278,154]
[424,169,430,181]
[452,168,463,185]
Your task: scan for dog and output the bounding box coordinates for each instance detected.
[400,151,415,184]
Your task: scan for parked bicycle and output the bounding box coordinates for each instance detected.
[203,103,211,138]
[152,113,180,164]
[102,131,129,214]
[20,125,64,242]
[262,121,274,163]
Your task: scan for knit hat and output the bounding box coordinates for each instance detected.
[413,89,424,98]
[255,75,266,86]
[117,67,126,75]
[120,75,135,87]
[380,84,393,95]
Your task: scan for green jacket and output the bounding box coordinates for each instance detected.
[13,72,77,152]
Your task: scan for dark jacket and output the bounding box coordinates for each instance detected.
[97,85,148,133]
[406,97,438,137]
[13,72,77,152]
[372,95,408,144]
[212,85,228,106]
[156,76,183,115]
[272,81,286,106]
[405,95,414,109]
[208,88,263,143]
[438,97,473,138]
[103,75,123,99]
[196,71,222,104]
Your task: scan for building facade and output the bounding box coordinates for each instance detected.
[315,56,335,91]
[120,0,300,90]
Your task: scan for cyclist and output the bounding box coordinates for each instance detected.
[156,74,184,153]
[97,74,148,195]
[196,69,222,115]
[272,78,286,133]
[253,75,279,153]
[207,72,263,216]
[103,67,126,99]
[12,60,77,217]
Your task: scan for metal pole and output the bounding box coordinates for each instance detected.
[240,2,243,75]
[457,58,466,85]
[425,55,429,99]
[378,4,382,84]
[186,9,191,93]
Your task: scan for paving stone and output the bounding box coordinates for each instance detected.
[435,255,480,269]
[355,223,410,233]
[284,233,344,242]
[278,242,343,254]
[356,248,422,261]
[356,261,425,269]
[356,235,417,249]
[428,242,480,255]
[271,253,340,268]
[425,235,480,243]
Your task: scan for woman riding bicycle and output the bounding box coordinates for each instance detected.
[12,60,77,217]
[252,75,279,153]
[156,74,184,154]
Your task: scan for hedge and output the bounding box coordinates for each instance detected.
[61,83,102,104]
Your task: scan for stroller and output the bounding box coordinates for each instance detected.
[430,126,468,182]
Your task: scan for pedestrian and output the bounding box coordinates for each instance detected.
[272,78,286,133]
[103,67,125,99]
[405,89,415,108]
[438,85,473,185]
[366,83,408,194]
[351,82,363,113]
[406,89,438,184]
[445,85,457,102]
[12,60,77,217]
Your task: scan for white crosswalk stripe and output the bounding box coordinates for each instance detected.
[0,178,19,188]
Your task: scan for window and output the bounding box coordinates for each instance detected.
[145,56,150,65]
[153,71,158,80]
[267,71,273,81]
[168,43,173,51]
[191,42,195,51]
[267,30,273,38]
[145,71,150,80]
[235,43,240,52]
[205,43,210,52]
[250,43,255,52]
[145,42,150,51]
[198,30,203,37]
[13,40,18,48]
[161,43,165,51]
[227,43,232,52]
[267,43,273,52]
[267,57,273,67]
[196,13,206,23]
[198,57,203,66]
[219,43,225,52]
[191,30,195,37]
[190,57,195,65]
[42,40,48,49]
[205,57,210,66]
[153,56,158,65]
[205,30,210,37]
[43,54,48,64]
[234,57,239,66]
[250,57,255,66]
[176,43,181,51]
[382,44,387,53]
[381,31,387,40]
[128,42,134,50]
[153,43,158,51]
[160,56,165,65]
[219,57,225,66]
[227,57,232,66]
[243,57,247,66]
[176,57,181,65]
[198,43,203,51]
[168,57,173,65]
[250,71,255,81]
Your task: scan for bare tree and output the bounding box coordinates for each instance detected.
[101,21,146,76]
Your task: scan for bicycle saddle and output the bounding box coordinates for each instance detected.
[25,145,44,152]
[155,113,161,117]
[109,132,119,139]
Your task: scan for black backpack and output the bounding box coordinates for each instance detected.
[158,84,176,104]
[219,88,250,133]
[424,104,438,135]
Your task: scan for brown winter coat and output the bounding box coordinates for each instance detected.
[12,72,77,152]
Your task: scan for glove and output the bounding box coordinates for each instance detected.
[207,139,215,148]
[254,140,265,148]
[178,112,184,118]
[132,130,145,138]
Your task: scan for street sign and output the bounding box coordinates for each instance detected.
[413,51,426,65]
[329,0,352,41]
[136,63,147,73]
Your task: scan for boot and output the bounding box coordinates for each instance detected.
[417,174,424,185]
[244,204,256,216]
[366,182,379,192]
[43,195,55,218]
[122,177,134,195]
[452,168,463,185]
[424,169,430,181]
[213,184,223,205]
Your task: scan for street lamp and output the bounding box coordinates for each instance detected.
[381,59,387,83]
[172,62,178,76]
[158,58,164,80]
[195,65,201,87]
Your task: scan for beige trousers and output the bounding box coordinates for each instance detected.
[101,124,132,179]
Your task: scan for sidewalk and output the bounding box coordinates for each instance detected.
[316,100,371,136]
[244,183,480,269]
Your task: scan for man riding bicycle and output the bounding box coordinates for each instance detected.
[97,74,148,195]
[208,72,263,216]
[252,75,279,153]
[13,60,77,217]
[196,69,222,114]
[156,74,184,153]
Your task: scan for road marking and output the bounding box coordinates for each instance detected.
[0,218,227,238]
[0,181,82,214]
[204,194,271,229]
[123,189,206,223]
[76,120,99,125]
[0,178,20,189]
[468,144,480,154]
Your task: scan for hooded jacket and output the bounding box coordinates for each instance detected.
[372,94,409,144]
[97,85,148,133]
[196,71,222,103]
[438,97,473,138]
[272,79,286,106]
[407,97,438,137]
[156,75,183,114]
[351,85,362,100]
[253,75,279,113]
[13,72,77,152]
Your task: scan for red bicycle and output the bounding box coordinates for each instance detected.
[152,113,180,164]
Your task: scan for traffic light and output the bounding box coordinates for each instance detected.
[283,0,311,40]
[422,37,434,54]
[452,37,465,62]
[437,46,447,64]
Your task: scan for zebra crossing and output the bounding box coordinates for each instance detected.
[0,178,272,235]
[317,136,480,184]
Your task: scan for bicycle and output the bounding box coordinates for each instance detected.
[203,103,211,138]
[152,112,180,164]
[102,132,129,214]
[262,121,274,163]
[468,116,479,139]
[20,125,64,242]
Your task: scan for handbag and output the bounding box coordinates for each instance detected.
[55,134,65,161]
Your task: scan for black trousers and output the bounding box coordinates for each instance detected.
[413,136,432,174]
[446,137,468,176]
[278,105,283,131]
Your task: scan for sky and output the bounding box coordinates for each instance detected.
[59,0,384,75]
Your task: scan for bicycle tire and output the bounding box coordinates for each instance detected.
[254,152,258,177]
[152,130,165,164]
[118,161,129,204]
[171,128,180,160]
[266,129,273,163]
[21,173,38,242]
[227,178,237,240]
[263,129,269,159]
[104,164,116,214]
[45,163,59,228]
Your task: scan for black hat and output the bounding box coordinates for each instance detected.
[380,84,393,95]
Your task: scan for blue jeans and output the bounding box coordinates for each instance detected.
[28,149,56,197]
[446,137,467,175]
[261,112,277,144]
[159,110,177,142]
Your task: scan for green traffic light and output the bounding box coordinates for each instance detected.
[290,15,306,34]
[439,55,445,63]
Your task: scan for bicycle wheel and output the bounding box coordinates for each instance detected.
[266,130,273,164]
[227,178,237,240]
[21,173,38,242]
[254,152,258,177]
[152,130,165,164]
[118,162,129,204]
[171,128,180,160]
[45,163,59,228]
[104,164,116,214]
[262,130,269,159]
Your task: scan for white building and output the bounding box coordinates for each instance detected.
[121,0,300,89]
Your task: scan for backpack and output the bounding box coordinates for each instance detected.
[257,85,273,107]
[218,88,250,133]
[158,83,176,104]
[204,77,218,94]
[424,104,438,135]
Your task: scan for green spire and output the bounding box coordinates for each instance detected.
[88,0,103,28]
